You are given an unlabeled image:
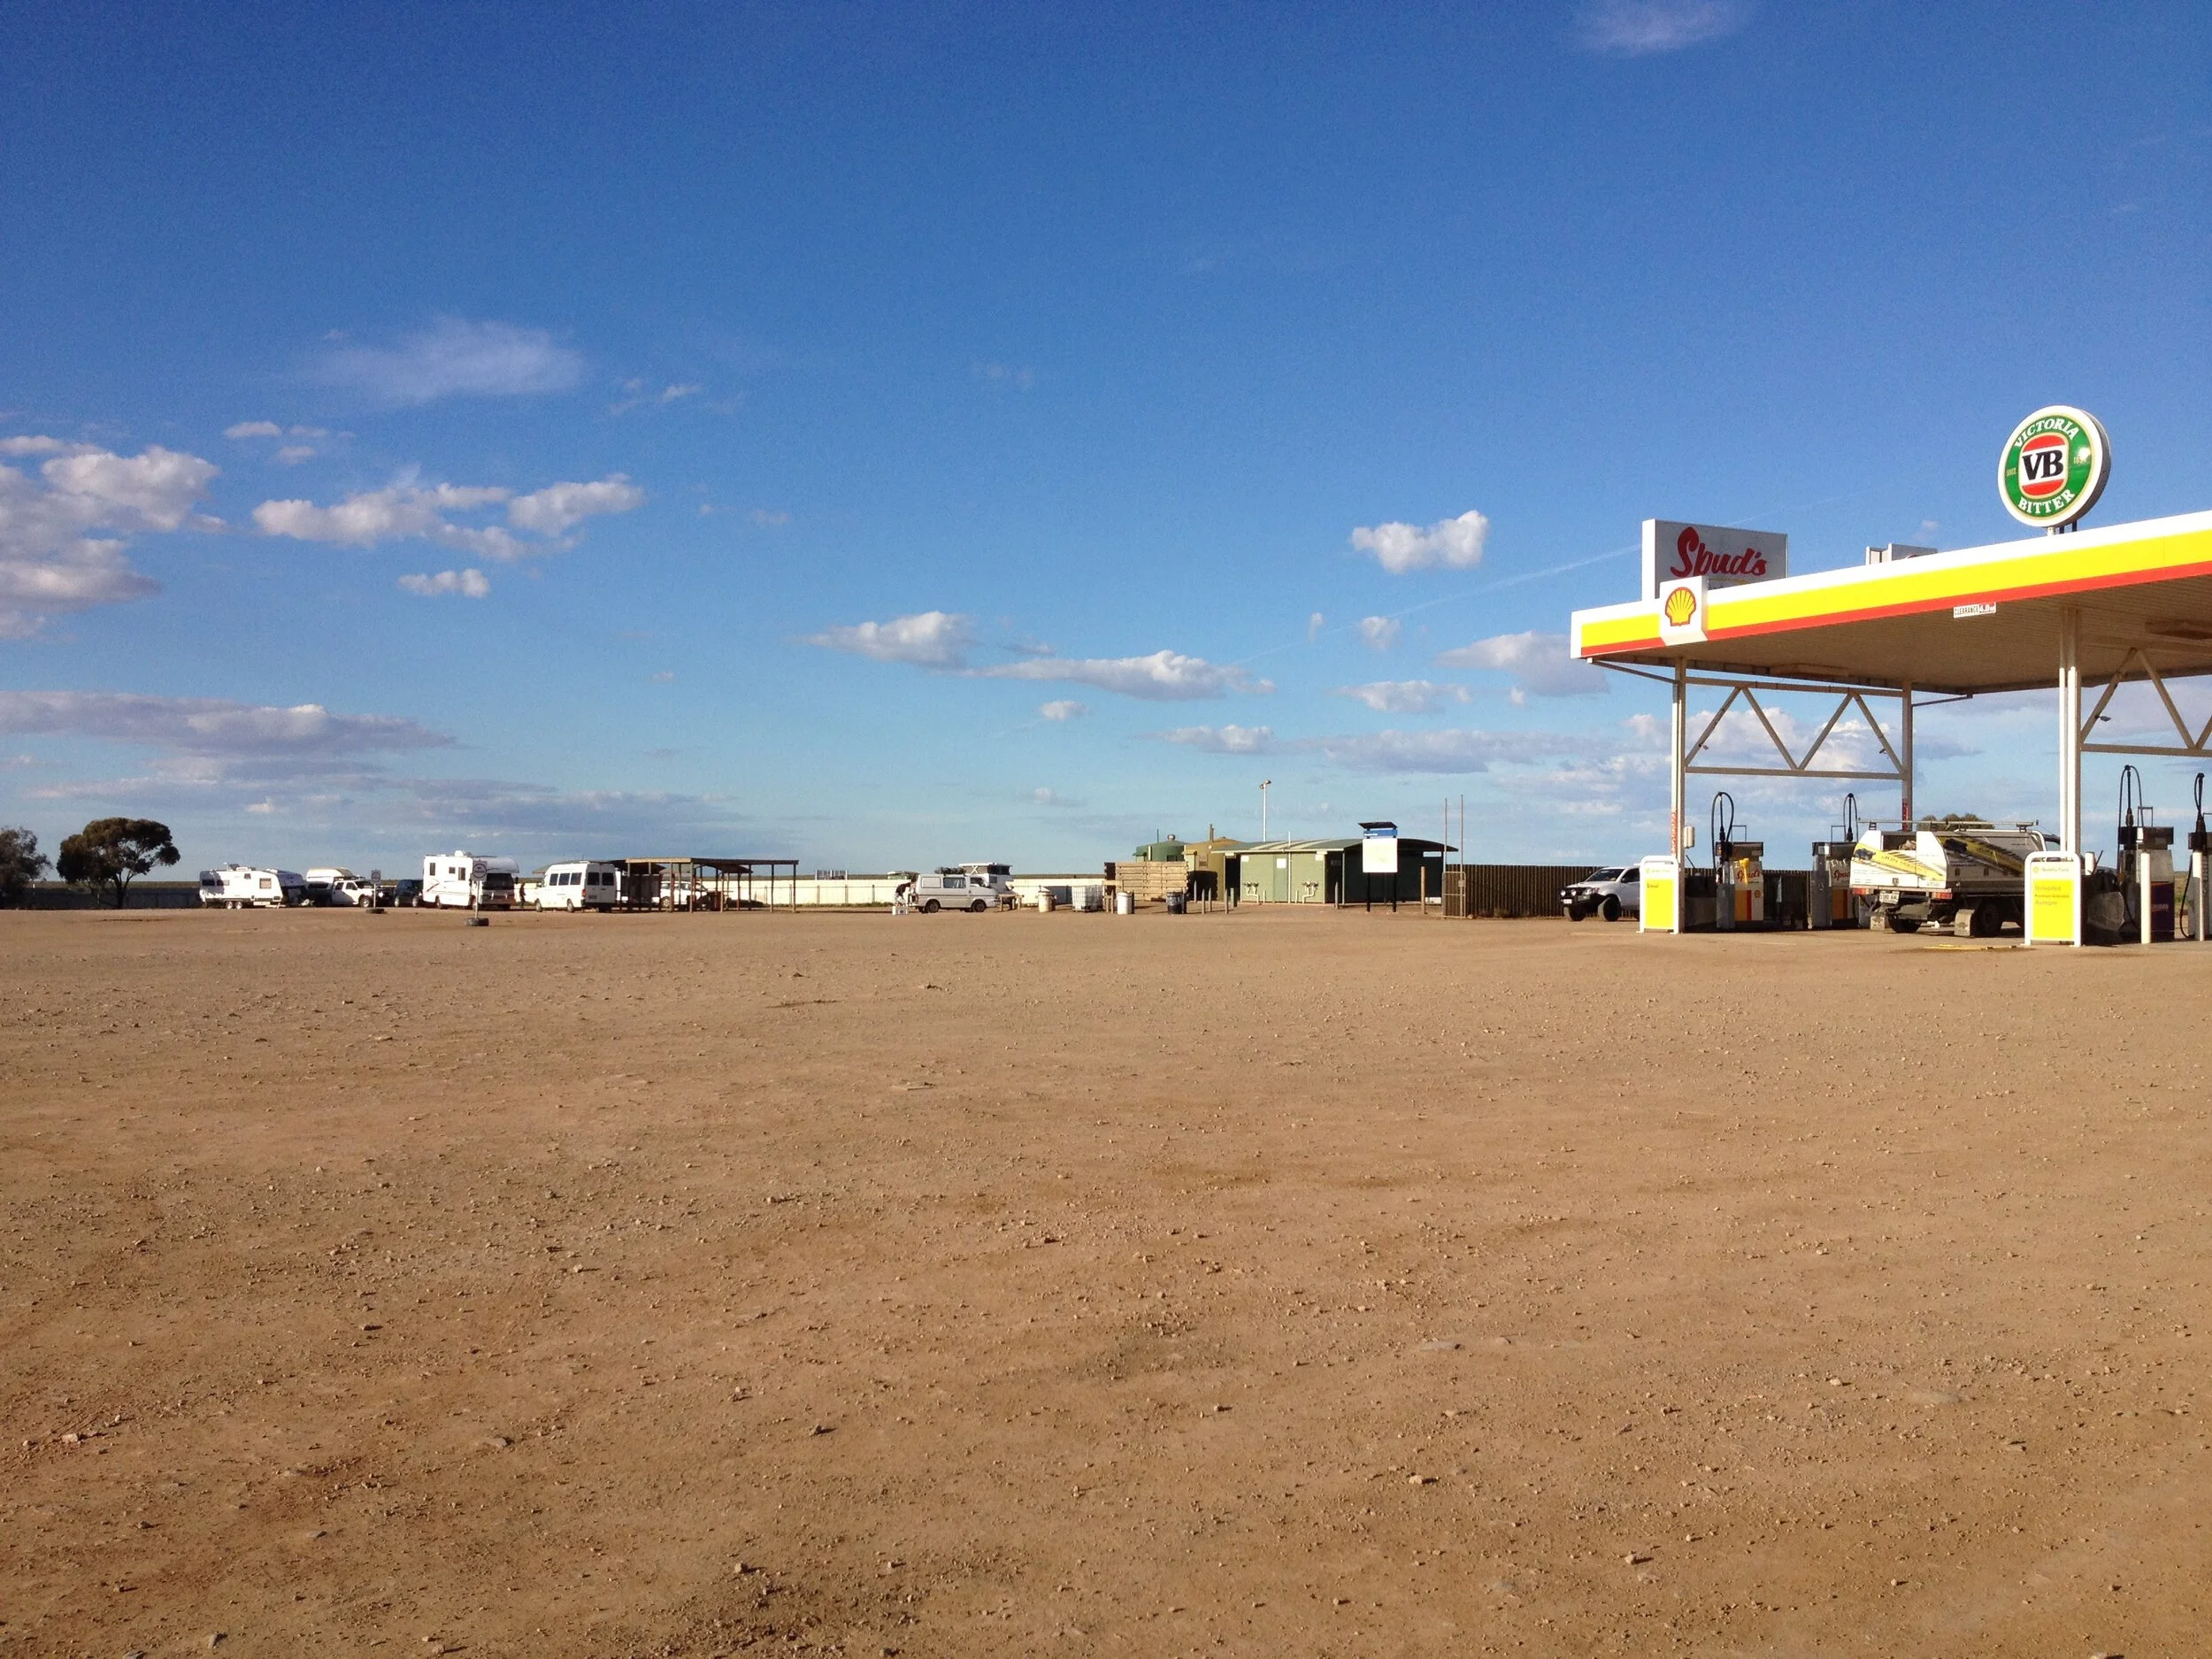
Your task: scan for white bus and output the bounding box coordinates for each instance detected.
[537,860,623,911]
[419,851,520,910]
[198,865,306,908]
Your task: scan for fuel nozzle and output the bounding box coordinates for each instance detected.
[2118,764,2142,856]
[2191,772,2210,856]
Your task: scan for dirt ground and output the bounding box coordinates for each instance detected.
[2,905,2205,1658]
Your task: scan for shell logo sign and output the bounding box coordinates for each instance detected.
[2001,406,2109,529]
[1656,576,1707,645]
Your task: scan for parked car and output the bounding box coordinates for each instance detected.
[1560,865,1641,921]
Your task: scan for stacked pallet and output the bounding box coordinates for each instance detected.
[1107,860,1189,902]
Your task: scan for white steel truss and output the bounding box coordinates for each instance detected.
[2080,646,2212,758]
[1680,677,1907,782]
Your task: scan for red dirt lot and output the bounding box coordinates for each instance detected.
[2,905,2206,1657]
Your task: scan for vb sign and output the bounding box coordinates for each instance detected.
[1641,520,1788,601]
[2000,405,2109,530]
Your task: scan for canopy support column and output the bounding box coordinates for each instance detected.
[2058,607,2083,854]
[1670,660,1687,859]
[1900,679,1915,826]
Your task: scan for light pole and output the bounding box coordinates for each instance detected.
[1260,779,1271,841]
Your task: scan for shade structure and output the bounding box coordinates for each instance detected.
[1568,507,2212,887]
[1572,508,2212,695]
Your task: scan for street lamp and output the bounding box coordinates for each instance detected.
[1261,779,1271,841]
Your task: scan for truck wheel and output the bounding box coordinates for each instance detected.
[1563,902,1586,922]
[969,899,987,913]
[1600,895,1622,922]
[1889,914,1919,934]
[922,899,941,914]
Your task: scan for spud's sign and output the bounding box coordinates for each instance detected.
[1641,520,1788,601]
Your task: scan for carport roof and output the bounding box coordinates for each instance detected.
[1571,508,2212,695]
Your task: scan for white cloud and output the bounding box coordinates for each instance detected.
[1350,509,1489,574]
[224,420,284,439]
[1307,611,1325,642]
[273,444,316,465]
[610,379,705,416]
[1156,724,1275,755]
[1577,0,1752,55]
[1040,700,1087,721]
[0,441,220,634]
[1435,630,1606,699]
[750,509,792,526]
[319,317,586,406]
[1357,615,1402,651]
[0,689,450,756]
[804,610,978,668]
[397,568,490,598]
[506,475,645,534]
[1333,680,1471,714]
[1312,727,1597,774]
[972,362,1036,391]
[974,649,1270,701]
[254,473,640,562]
[1028,786,1083,808]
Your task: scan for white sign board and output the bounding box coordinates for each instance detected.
[1642,520,1788,600]
[1361,828,1399,877]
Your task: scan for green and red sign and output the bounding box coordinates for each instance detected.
[2000,405,2109,529]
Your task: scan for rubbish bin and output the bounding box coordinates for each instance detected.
[1164,893,1187,914]
[1115,891,1134,915]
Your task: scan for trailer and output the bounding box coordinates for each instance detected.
[197,864,306,908]
[1849,821,2046,937]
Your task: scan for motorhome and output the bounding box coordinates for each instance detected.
[536,860,624,911]
[419,850,521,910]
[198,864,306,908]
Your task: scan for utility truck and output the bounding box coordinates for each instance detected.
[1849,820,2046,937]
[198,864,306,908]
[303,866,380,906]
[419,850,520,910]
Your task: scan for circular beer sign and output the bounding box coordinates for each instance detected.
[1999,405,2110,528]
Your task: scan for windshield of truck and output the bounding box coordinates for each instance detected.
[483,873,513,890]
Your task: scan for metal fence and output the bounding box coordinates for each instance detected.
[1441,865,1599,919]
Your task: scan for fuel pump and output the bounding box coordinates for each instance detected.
[1710,791,1765,930]
[2190,773,2210,942]
[2101,765,2175,943]
[2127,769,2176,943]
[1809,791,1858,929]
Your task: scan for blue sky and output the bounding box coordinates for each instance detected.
[4,1,2209,877]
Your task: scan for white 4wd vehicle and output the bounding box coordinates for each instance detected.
[908,864,1016,913]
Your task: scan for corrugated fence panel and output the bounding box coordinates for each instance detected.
[1442,866,1599,919]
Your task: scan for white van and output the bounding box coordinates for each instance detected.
[537,860,623,911]
[198,864,306,908]
[419,850,520,910]
[908,863,1017,913]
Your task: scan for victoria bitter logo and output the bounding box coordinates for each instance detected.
[2000,406,2109,529]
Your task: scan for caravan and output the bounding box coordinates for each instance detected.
[419,850,520,910]
[536,860,624,911]
[198,864,306,908]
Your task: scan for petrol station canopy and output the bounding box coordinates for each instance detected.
[1571,508,2212,696]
